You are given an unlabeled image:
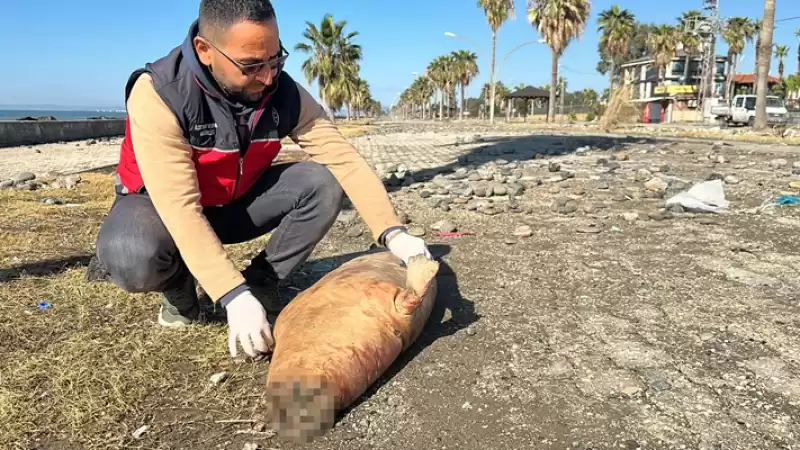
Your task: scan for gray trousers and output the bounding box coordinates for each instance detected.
[95,161,344,297]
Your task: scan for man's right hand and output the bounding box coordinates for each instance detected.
[225,290,274,358]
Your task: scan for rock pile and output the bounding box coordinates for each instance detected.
[0,172,83,191]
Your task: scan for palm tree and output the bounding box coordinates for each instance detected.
[646,25,681,86]
[451,50,480,120]
[294,14,362,122]
[527,0,591,123]
[775,45,790,81]
[722,17,756,101]
[477,0,515,125]
[597,5,636,93]
[754,0,775,130]
[786,74,800,100]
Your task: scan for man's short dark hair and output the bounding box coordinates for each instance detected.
[198,0,276,40]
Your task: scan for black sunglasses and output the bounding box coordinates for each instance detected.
[203,38,289,76]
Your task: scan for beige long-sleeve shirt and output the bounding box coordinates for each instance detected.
[126,73,401,302]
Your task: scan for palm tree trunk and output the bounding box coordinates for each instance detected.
[754,0,775,130]
[460,83,465,120]
[489,31,497,125]
[609,61,615,94]
[549,51,558,123]
[439,89,443,120]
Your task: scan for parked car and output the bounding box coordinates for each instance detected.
[710,95,789,127]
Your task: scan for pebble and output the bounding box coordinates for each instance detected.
[209,372,228,386]
[769,158,788,169]
[644,177,668,192]
[434,220,457,233]
[492,185,507,196]
[648,211,672,221]
[0,180,14,189]
[725,175,741,185]
[650,379,672,392]
[242,443,259,450]
[622,212,639,222]
[42,197,65,205]
[512,225,533,238]
[620,384,642,397]
[11,172,35,183]
[407,226,426,237]
[789,181,800,190]
[503,236,518,245]
[616,152,629,161]
[571,186,586,196]
[345,226,363,237]
[576,224,603,234]
[131,425,149,440]
[634,169,652,182]
[548,162,561,172]
[506,183,525,196]
[397,213,411,224]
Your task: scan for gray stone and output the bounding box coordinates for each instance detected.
[513,225,533,238]
[506,183,525,196]
[769,158,788,170]
[548,161,561,172]
[724,175,740,185]
[644,177,668,192]
[407,226,426,237]
[435,220,457,233]
[11,172,35,183]
[0,180,13,189]
[492,185,507,196]
[345,226,363,238]
[634,169,652,182]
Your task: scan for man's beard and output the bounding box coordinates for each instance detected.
[212,69,265,106]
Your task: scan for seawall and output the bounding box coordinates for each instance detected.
[0,119,126,148]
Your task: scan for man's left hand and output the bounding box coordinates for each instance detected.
[386,230,432,265]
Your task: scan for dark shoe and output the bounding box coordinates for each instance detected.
[157,272,203,328]
[242,263,288,315]
[196,284,228,323]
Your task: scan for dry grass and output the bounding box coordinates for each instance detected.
[0,173,283,449]
[600,86,641,132]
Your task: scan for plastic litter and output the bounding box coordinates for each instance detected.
[665,179,730,214]
[775,195,800,206]
[37,302,52,310]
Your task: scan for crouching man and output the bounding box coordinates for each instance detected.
[94,0,431,360]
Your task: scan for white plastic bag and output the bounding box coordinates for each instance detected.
[665,179,730,213]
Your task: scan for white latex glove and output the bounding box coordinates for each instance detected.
[386,230,432,265]
[225,290,274,358]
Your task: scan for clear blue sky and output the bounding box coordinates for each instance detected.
[1,0,799,109]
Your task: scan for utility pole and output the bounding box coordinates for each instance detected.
[693,0,722,120]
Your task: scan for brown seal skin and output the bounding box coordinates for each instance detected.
[265,251,439,443]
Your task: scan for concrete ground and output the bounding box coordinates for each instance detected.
[1,122,799,450]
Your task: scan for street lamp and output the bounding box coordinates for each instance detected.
[444,31,483,55]
[446,31,546,123]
